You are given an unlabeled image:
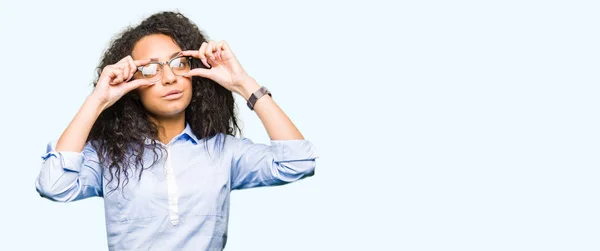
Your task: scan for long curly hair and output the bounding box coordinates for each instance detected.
[88,11,241,194]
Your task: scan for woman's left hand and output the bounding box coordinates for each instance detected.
[182,40,256,96]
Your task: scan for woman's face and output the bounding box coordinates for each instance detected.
[131,34,193,119]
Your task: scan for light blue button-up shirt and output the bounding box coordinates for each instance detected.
[35,124,318,250]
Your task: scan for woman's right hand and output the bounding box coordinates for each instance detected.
[90,56,153,110]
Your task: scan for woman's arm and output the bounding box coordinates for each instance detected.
[36,141,103,202]
[181,40,318,189]
[183,40,307,140]
[57,57,152,151]
[55,96,105,152]
[37,56,152,201]
[237,78,304,141]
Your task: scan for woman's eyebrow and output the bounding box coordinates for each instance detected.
[169,51,182,58]
[147,52,182,62]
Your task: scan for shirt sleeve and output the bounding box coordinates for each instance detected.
[35,140,103,202]
[230,136,318,190]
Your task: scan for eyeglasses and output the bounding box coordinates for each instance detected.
[135,53,192,83]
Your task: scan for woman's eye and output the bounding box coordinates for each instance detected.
[142,64,159,75]
[171,58,189,69]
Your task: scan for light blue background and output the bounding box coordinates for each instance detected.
[0,0,599,250]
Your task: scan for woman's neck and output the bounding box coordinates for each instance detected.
[149,113,186,145]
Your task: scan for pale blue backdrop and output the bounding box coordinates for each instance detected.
[0,0,598,250]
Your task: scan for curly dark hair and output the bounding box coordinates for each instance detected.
[88,11,241,194]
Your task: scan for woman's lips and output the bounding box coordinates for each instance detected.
[163,90,183,100]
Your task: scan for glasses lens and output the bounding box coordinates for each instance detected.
[141,63,161,82]
[170,57,191,76]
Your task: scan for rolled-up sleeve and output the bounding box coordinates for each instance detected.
[230,137,318,190]
[35,141,103,202]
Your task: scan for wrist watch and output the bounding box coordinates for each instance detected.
[246,86,272,110]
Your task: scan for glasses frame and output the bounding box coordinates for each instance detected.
[135,53,193,82]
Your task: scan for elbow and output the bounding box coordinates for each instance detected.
[36,152,82,202]
[35,182,55,201]
[35,177,75,203]
[276,159,316,182]
[269,139,319,182]
[302,160,316,178]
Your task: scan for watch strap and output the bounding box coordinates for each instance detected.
[247,86,272,110]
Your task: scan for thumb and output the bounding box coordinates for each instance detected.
[123,79,154,92]
[185,68,213,78]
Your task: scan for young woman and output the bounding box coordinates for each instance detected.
[35,11,317,250]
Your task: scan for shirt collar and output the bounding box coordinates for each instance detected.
[180,123,200,144]
[144,123,199,145]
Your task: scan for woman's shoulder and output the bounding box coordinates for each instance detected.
[205,133,246,146]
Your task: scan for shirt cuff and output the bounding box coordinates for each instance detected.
[41,140,85,173]
[270,140,319,162]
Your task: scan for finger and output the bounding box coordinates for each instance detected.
[180,50,200,58]
[111,68,124,85]
[115,62,128,80]
[133,58,152,66]
[116,55,130,64]
[198,42,210,68]
[105,66,120,85]
[119,67,127,83]
[205,40,216,62]
[185,68,213,79]
[122,64,130,82]
[121,58,150,82]
[126,57,138,81]
[220,40,231,52]
[214,50,220,62]
[182,43,211,68]
[218,41,234,61]
[216,41,224,61]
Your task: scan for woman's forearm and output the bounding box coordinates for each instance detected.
[238,78,304,141]
[55,95,105,152]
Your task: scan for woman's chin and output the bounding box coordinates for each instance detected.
[146,106,187,119]
[147,100,190,117]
